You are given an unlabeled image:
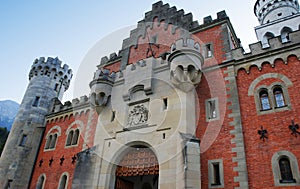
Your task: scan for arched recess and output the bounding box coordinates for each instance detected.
[36,174,46,189]
[262,32,275,47]
[281,27,293,43]
[111,144,159,189]
[248,73,293,96]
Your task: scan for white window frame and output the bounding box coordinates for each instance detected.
[205,98,219,122]
[208,159,224,188]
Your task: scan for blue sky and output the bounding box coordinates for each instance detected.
[0,0,258,104]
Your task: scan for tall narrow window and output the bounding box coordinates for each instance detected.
[49,134,57,149]
[5,179,13,189]
[208,100,217,119]
[163,98,168,110]
[66,131,73,146]
[206,98,218,121]
[71,129,79,145]
[111,111,116,122]
[212,163,221,185]
[19,135,27,147]
[206,44,212,58]
[45,135,52,149]
[54,83,59,92]
[274,87,285,108]
[58,174,68,189]
[259,90,271,110]
[279,157,295,183]
[36,175,45,189]
[208,159,224,188]
[32,96,40,107]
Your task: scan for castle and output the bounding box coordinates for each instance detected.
[1,0,300,188]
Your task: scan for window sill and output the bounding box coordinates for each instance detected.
[65,144,79,148]
[259,105,290,115]
[209,183,224,188]
[275,105,288,109]
[260,108,272,111]
[44,148,55,152]
[280,179,296,183]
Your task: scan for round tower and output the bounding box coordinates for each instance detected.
[254,0,300,47]
[254,0,299,24]
[0,57,72,188]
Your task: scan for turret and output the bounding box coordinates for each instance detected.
[0,57,72,188]
[254,0,300,47]
[90,68,116,114]
[168,38,203,92]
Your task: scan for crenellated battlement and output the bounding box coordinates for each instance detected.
[231,29,300,61]
[121,1,198,51]
[143,1,199,30]
[170,38,201,53]
[29,57,73,91]
[90,68,116,86]
[99,52,121,67]
[51,95,90,114]
[200,10,228,26]
[231,30,300,74]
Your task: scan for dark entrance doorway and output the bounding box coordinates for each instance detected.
[115,146,159,189]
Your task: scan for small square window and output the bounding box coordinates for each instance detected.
[205,44,213,58]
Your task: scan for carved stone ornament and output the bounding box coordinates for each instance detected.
[170,64,202,92]
[127,104,149,127]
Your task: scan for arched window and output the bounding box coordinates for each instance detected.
[58,173,68,189]
[281,27,292,43]
[49,134,57,149]
[273,87,285,107]
[65,121,83,147]
[262,32,275,47]
[272,151,300,186]
[45,135,52,149]
[71,129,79,145]
[44,126,61,151]
[36,174,46,189]
[259,90,271,110]
[279,157,295,183]
[66,130,73,146]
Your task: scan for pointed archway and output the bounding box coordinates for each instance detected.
[115,146,159,189]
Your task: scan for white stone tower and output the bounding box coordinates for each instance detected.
[0,57,72,189]
[254,0,300,47]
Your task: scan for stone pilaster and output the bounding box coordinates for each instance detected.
[224,65,249,189]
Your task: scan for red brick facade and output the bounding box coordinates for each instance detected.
[29,109,98,189]
[236,55,300,189]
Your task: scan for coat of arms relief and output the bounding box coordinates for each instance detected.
[127,104,149,128]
